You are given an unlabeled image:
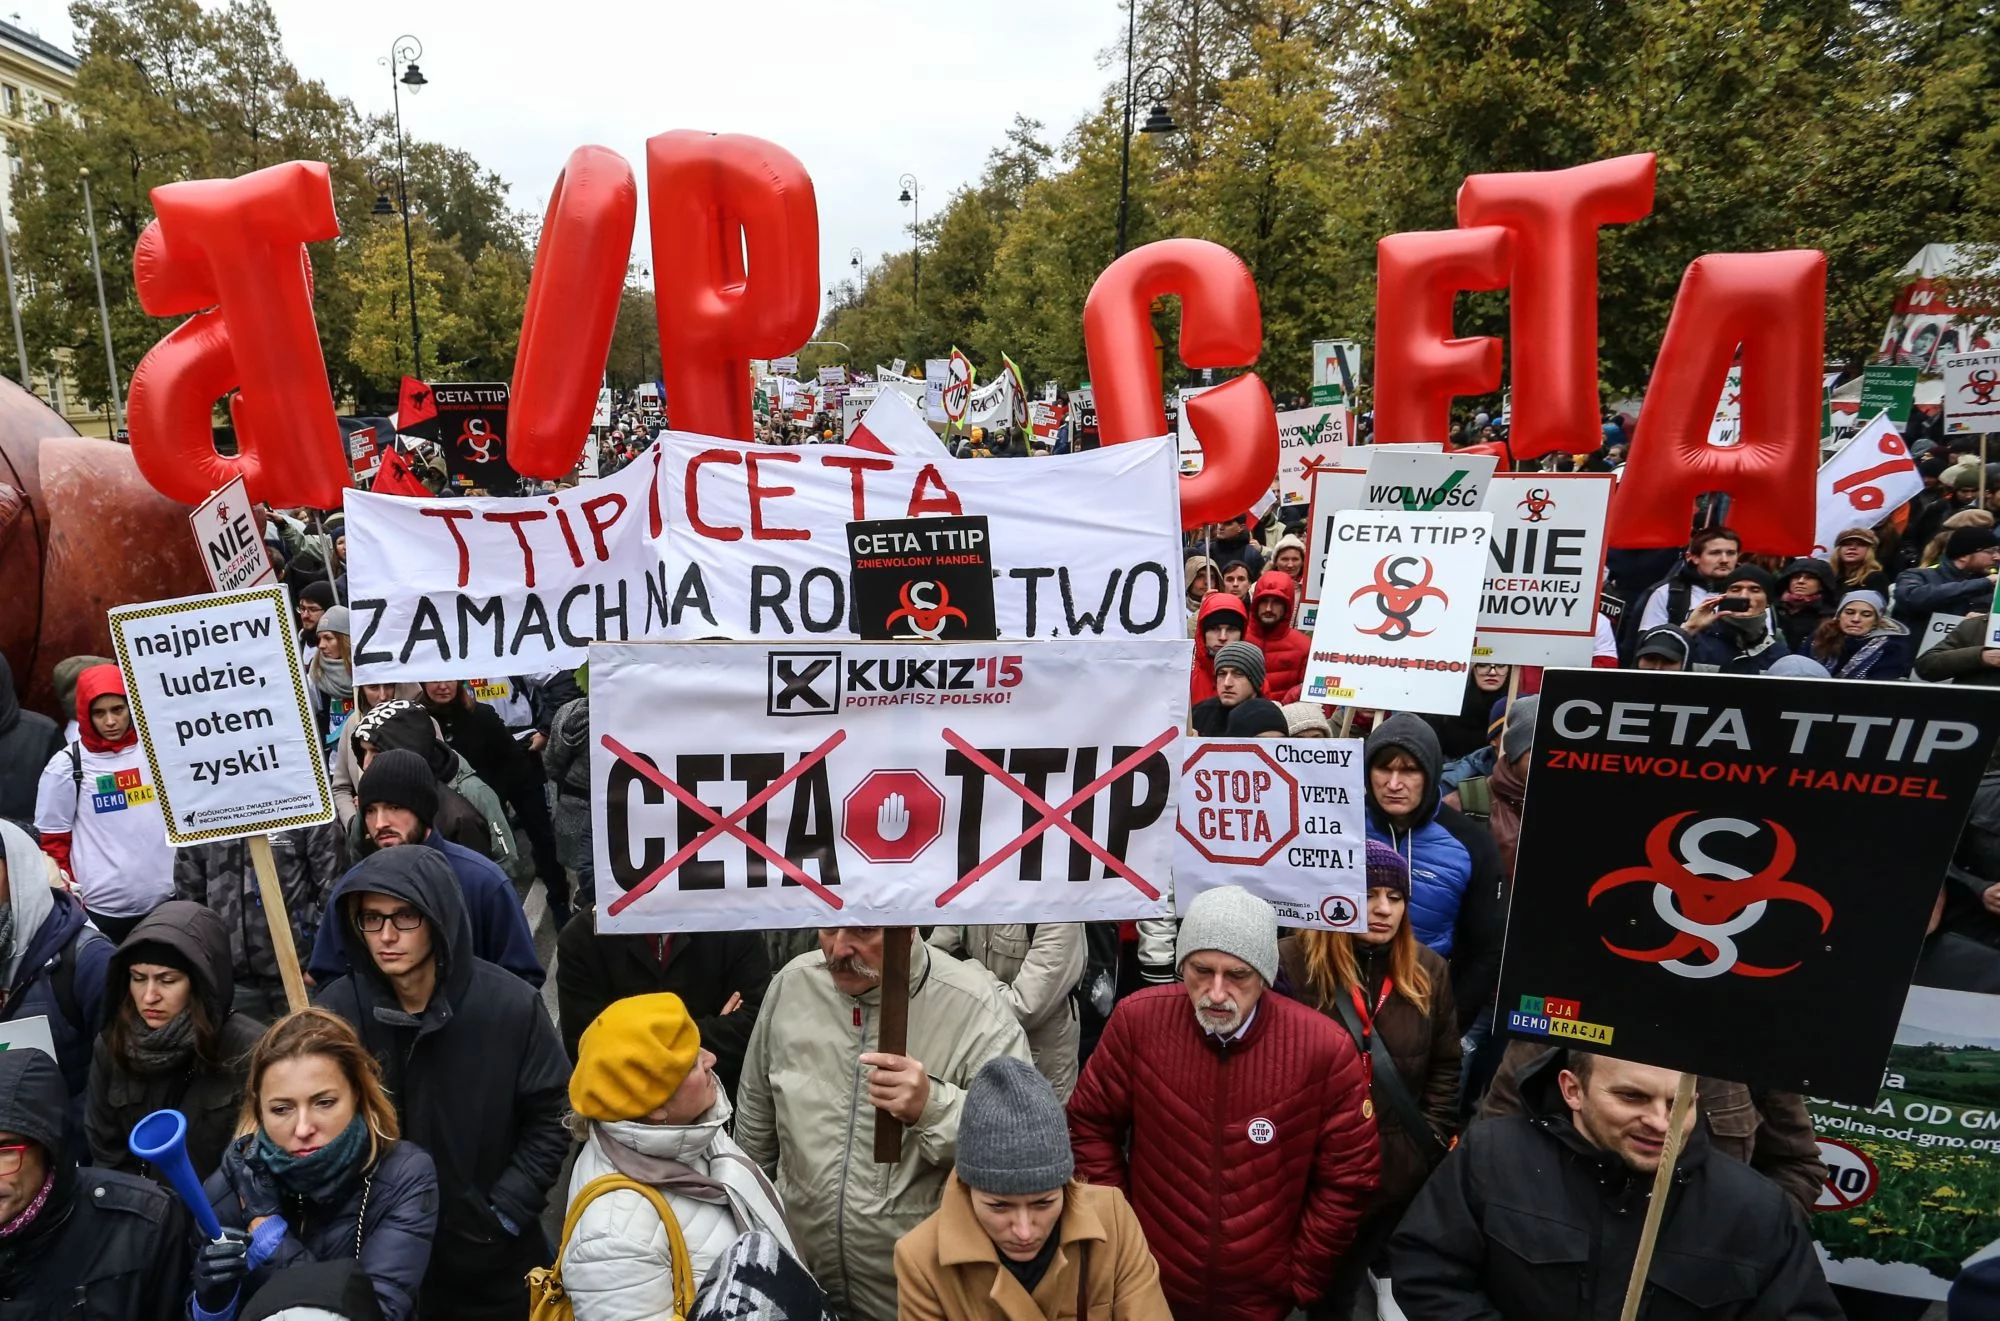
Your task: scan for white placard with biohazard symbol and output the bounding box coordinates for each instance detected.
[587,638,1187,932]
[1300,509,1494,713]
[1473,473,1613,667]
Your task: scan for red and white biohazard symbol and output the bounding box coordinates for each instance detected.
[459,417,499,463]
[1586,813,1833,979]
[886,581,967,640]
[1349,555,1448,642]
[1517,488,1557,523]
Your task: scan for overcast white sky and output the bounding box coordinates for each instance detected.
[3,0,1120,329]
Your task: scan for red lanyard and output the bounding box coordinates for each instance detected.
[1350,978,1393,1083]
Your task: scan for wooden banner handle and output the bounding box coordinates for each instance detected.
[872,927,913,1164]
[246,832,309,1013]
[1618,1071,1699,1321]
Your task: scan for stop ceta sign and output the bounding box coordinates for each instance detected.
[842,769,947,864]
[1177,743,1300,867]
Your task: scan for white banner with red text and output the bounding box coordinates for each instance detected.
[344,432,1183,682]
[588,638,1186,931]
[1813,413,1919,558]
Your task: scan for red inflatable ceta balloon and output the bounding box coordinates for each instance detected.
[1457,154,1656,461]
[1372,227,1511,447]
[647,131,819,442]
[1082,238,1277,526]
[1607,251,1827,554]
[128,161,348,508]
[509,146,638,479]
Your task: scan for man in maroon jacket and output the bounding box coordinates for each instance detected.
[1067,886,1379,1321]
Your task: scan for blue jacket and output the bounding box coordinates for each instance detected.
[1363,714,1507,1034]
[5,887,110,1115]
[308,834,543,987]
[204,1138,438,1321]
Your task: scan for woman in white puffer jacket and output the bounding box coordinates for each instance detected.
[562,993,799,1318]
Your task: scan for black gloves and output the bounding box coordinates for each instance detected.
[192,1228,251,1312]
[222,1136,281,1222]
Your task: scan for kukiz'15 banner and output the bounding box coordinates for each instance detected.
[1498,669,2000,1104]
[1175,738,1366,930]
[588,639,1187,932]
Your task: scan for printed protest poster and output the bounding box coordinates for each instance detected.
[1176,738,1366,930]
[188,474,275,593]
[1299,446,1449,608]
[1942,348,2000,436]
[924,358,949,423]
[1922,613,1968,656]
[1175,386,1215,474]
[1859,364,1919,429]
[1301,509,1492,712]
[107,584,335,844]
[1708,365,1745,447]
[1813,414,1920,558]
[428,382,516,494]
[0,1015,56,1062]
[839,389,877,441]
[588,638,1186,931]
[1311,339,1361,407]
[346,433,1184,681]
[1497,668,2000,1103]
[1276,406,1351,506]
[593,387,612,429]
[1362,448,1496,513]
[1474,473,1612,667]
[1809,984,2000,1301]
[848,515,996,641]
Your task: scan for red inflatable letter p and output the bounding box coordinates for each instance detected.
[128,161,347,508]
[648,131,819,441]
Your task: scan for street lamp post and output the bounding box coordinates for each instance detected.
[79,167,122,434]
[381,35,428,379]
[897,174,920,319]
[1115,1,1178,257]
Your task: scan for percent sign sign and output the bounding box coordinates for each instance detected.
[1831,424,1913,513]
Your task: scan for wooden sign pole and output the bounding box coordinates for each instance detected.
[872,927,914,1163]
[1617,1071,1699,1321]
[246,833,309,1012]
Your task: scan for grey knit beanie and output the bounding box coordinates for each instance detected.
[1176,885,1279,985]
[1502,695,1539,763]
[955,1057,1074,1194]
[1213,640,1266,693]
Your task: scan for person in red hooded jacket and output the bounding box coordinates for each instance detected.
[1247,570,1310,702]
[33,665,174,942]
[1189,591,1249,706]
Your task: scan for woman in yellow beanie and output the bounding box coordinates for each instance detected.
[559,993,799,1317]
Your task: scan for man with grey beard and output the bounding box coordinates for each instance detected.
[735,926,1030,1321]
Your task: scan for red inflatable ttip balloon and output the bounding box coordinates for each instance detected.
[128,160,347,508]
[511,146,637,478]
[1607,251,1827,554]
[647,131,819,441]
[1457,154,1655,461]
[1082,238,1277,526]
[1373,227,1511,446]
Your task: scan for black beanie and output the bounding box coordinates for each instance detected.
[297,580,338,610]
[1224,698,1290,738]
[357,748,438,835]
[1724,563,1777,597]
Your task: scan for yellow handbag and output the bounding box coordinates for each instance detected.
[528,1174,697,1321]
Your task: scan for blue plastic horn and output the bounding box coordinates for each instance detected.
[129,1108,223,1239]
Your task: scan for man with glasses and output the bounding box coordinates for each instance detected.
[306,748,542,987]
[316,845,569,1321]
[0,1047,191,1317]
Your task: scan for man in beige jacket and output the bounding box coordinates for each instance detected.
[928,923,1085,1099]
[735,927,1031,1321]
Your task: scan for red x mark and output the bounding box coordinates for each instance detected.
[1299,454,1337,480]
[601,731,847,916]
[934,727,1178,907]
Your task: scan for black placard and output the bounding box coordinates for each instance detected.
[429,382,517,495]
[1497,668,2000,1104]
[847,516,997,641]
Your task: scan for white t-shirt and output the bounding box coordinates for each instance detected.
[33,741,175,917]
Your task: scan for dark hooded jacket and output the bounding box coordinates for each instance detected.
[311,847,568,1306]
[0,1048,192,1320]
[1422,674,1505,762]
[85,901,264,1181]
[0,652,62,830]
[422,684,531,795]
[307,833,543,989]
[0,855,112,1144]
[1773,558,1839,655]
[1363,716,1506,1033]
[1389,1053,1841,1321]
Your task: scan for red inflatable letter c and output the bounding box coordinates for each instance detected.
[1082,238,1277,526]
